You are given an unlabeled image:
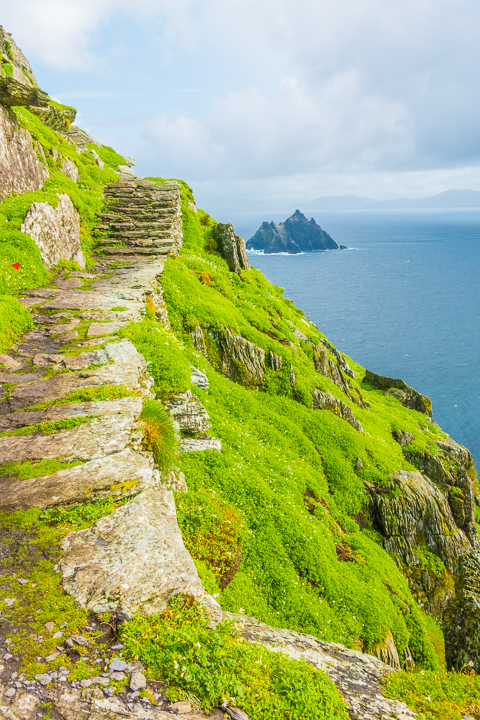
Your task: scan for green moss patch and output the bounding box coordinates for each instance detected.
[0,295,33,352]
[0,416,94,438]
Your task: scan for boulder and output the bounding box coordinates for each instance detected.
[444,550,480,671]
[0,104,49,201]
[59,488,218,619]
[211,223,250,276]
[20,193,85,269]
[166,390,211,434]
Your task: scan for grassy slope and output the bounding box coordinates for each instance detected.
[0,109,474,716]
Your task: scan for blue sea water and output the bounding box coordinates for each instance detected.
[245,210,480,464]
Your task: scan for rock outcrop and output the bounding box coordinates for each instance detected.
[219,613,415,720]
[247,209,339,254]
[0,25,39,87]
[0,104,49,200]
[444,550,480,671]
[20,193,85,269]
[211,222,250,276]
[364,368,432,414]
[214,326,266,388]
[312,389,364,433]
[28,104,76,133]
[59,488,217,619]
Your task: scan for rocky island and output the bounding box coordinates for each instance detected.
[246,209,341,253]
[0,23,479,720]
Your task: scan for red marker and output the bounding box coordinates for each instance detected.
[12,263,20,270]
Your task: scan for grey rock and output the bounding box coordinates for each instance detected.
[59,488,218,618]
[392,429,416,447]
[166,390,211,434]
[225,708,248,720]
[109,671,126,681]
[130,672,146,691]
[4,688,15,698]
[211,223,250,276]
[70,634,89,647]
[34,674,51,686]
[311,389,363,433]
[167,700,191,714]
[20,193,85,270]
[0,354,21,370]
[444,551,480,671]
[81,679,92,687]
[44,621,55,633]
[110,641,123,650]
[0,104,49,201]
[45,652,60,662]
[109,659,128,672]
[190,366,209,389]
[180,436,222,453]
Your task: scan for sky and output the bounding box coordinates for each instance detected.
[2,0,480,219]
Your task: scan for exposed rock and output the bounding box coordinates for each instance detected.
[166,391,211,434]
[246,210,338,254]
[0,26,39,86]
[311,389,363,433]
[219,613,415,720]
[186,328,205,361]
[444,550,480,671]
[0,77,49,106]
[20,193,85,269]
[0,354,21,370]
[118,165,136,179]
[0,448,158,511]
[392,429,416,447]
[180,435,222,452]
[211,223,250,276]
[369,630,401,670]
[27,105,76,133]
[59,488,218,619]
[268,350,283,371]
[364,368,432,415]
[91,149,104,168]
[59,157,79,183]
[64,126,100,150]
[213,327,266,388]
[0,104,49,201]
[225,709,248,720]
[190,366,209,389]
[129,672,146,691]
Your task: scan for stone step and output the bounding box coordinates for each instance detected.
[102,246,172,255]
[109,230,172,239]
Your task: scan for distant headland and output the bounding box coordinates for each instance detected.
[246,209,344,254]
[301,188,480,212]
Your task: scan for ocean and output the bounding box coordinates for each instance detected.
[242,210,480,464]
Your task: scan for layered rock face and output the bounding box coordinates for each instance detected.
[211,222,250,276]
[444,551,480,671]
[0,104,49,200]
[247,209,339,253]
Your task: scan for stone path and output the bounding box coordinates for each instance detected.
[0,178,416,719]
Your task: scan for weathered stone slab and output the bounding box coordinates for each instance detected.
[0,397,142,432]
[0,448,156,511]
[87,322,121,337]
[40,291,137,311]
[0,354,22,370]
[20,193,85,270]
[59,488,218,618]
[6,341,150,410]
[166,391,211,434]
[181,436,222,452]
[0,373,42,384]
[0,413,138,463]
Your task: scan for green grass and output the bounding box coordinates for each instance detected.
[383,668,480,719]
[140,398,179,472]
[23,384,136,411]
[0,458,83,480]
[0,416,94,437]
[0,295,34,352]
[120,596,348,719]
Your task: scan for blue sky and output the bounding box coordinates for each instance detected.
[2,0,480,219]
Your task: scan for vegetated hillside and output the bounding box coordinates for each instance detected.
[1,26,480,717]
[246,209,339,253]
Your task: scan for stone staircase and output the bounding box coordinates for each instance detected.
[94,180,183,258]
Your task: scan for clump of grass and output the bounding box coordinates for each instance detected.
[140,398,178,472]
[0,295,34,352]
[120,596,348,719]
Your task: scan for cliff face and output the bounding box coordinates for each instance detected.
[246,209,339,253]
[0,27,479,720]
